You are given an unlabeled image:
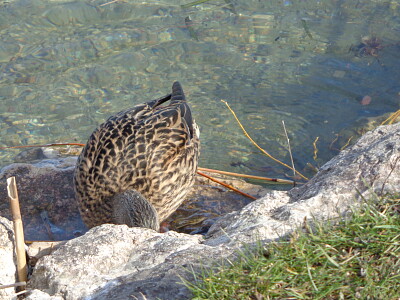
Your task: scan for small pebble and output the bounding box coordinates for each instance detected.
[360,95,372,106]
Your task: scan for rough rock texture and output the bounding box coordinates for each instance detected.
[205,190,291,247]
[285,122,400,220]
[0,157,79,240]
[24,289,63,300]
[27,225,225,300]
[0,216,16,300]
[3,123,400,299]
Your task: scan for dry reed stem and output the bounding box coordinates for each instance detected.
[282,120,296,180]
[198,167,296,184]
[99,0,127,7]
[313,136,319,161]
[0,282,26,290]
[7,177,27,288]
[340,136,353,151]
[381,109,400,125]
[329,134,339,151]
[221,100,308,181]
[197,171,257,200]
[14,289,29,296]
[0,142,85,150]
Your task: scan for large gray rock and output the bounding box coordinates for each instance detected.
[0,157,79,241]
[28,225,228,300]
[14,123,400,299]
[0,216,17,300]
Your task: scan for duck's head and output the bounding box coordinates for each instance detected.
[111,190,160,231]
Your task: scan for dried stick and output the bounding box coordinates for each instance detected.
[0,142,85,150]
[7,177,27,287]
[381,109,400,125]
[221,100,308,181]
[340,136,353,151]
[197,171,257,200]
[99,0,127,7]
[198,167,296,184]
[0,282,26,290]
[181,0,214,9]
[281,120,296,180]
[313,136,319,161]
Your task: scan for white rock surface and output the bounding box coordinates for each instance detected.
[28,225,221,300]
[25,289,63,300]
[0,217,17,300]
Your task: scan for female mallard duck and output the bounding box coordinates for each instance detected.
[74,82,200,231]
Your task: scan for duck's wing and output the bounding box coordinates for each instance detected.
[135,85,199,218]
[74,82,199,226]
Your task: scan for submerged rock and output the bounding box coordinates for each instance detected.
[0,157,81,241]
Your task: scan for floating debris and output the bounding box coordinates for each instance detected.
[223,0,237,14]
[181,0,214,9]
[301,19,313,40]
[185,16,199,41]
[360,95,372,106]
[14,76,36,84]
[350,36,384,57]
[333,70,346,78]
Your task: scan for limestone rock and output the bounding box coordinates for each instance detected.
[0,216,16,300]
[205,190,291,246]
[28,225,214,300]
[10,123,400,299]
[27,241,67,269]
[284,122,400,222]
[26,289,63,300]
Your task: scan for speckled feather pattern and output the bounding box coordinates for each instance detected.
[74,82,200,228]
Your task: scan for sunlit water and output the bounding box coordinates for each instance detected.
[0,0,399,238]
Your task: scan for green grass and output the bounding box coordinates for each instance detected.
[186,195,400,299]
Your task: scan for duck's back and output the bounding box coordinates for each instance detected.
[74,82,200,228]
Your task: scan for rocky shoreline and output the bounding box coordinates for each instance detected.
[1,123,399,300]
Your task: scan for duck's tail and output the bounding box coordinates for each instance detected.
[148,82,196,139]
[171,82,195,139]
[171,81,186,102]
[147,81,185,109]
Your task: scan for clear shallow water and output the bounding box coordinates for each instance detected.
[0,0,399,182]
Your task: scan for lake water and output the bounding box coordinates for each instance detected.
[1,0,399,182]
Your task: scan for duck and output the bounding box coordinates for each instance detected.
[74,82,200,232]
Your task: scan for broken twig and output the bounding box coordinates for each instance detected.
[381,109,400,125]
[197,171,257,200]
[221,100,308,181]
[198,167,296,184]
[282,120,296,182]
[0,282,26,290]
[7,177,27,288]
[313,136,319,161]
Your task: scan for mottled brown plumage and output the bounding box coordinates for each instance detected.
[74,82,200,231]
